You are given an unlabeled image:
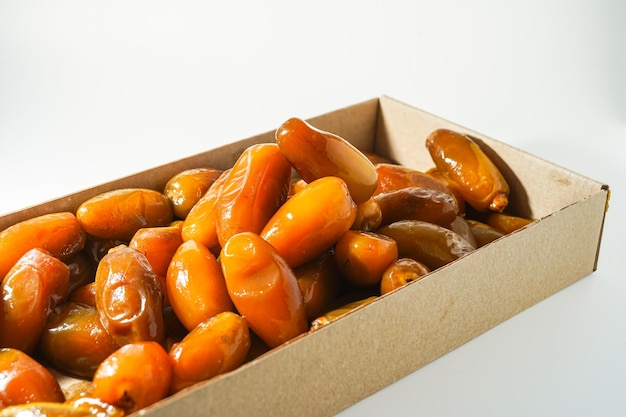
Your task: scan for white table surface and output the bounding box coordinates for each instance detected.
[1,2,624,416]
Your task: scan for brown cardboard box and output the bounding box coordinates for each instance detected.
[0,96,609,417]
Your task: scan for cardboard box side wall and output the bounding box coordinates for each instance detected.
[0,97,610,417]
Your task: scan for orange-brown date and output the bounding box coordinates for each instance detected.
[373,186,459,228]
[0,248,70,353]
[276,117,378,204]
[334,230,398,288]
[220,232,307,348]
[288,177,308,197]
[261,176,357,268]
[310,296,377,331]
[293,250,343,319]
[377,220,475,270]
[64,397,125,417]
[181,169,230,254]
[216,143,291,248]
[95,245,165,346]
[426,167,467,215]
[448,216,478,249]
[425,129,510,212]
[129,224,183,278]
[38,302,120,379]
[374,163,454,197]
[68,282,97,306]
[486,212,535,234]
[351,197,383,231]
[0,348,65,409]
[168,311,250,394]
[0,212,85,282]
[466,219,505,247]
[380,257,430,295]
[92,341,171,415]
[76,188,174,241]
[164,167,223,219]
[0,401,124,417]
[166,239,233,332]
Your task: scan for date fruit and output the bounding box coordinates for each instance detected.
[0,248,70,353]
[276,117,378,204]
[76,188,173,241]
[166,239,233,332]
[261,176,357,268]
[0,348,65,408]
[0,212,85,281]
[92,341,171,414]
[426,129,510,212]
[168,311,250,394]
[95,245,165,346]
[220,232,307,348]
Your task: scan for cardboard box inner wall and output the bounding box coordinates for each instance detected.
[0,97,609,417]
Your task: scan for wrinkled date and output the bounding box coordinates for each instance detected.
[95,245,165,347]
[426,129,510,213]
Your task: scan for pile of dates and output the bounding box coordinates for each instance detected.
[0,118,533,416]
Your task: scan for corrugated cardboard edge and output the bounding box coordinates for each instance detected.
[0,96,611,417]
[593,184,610,271]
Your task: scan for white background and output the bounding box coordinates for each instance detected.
[1,1,624,416]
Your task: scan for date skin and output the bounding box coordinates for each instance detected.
[380,257,430,295]
[0,348,65,409]
[466,219,505,247]
[0,248,70,353]
[373,186,459,228]
[310,296,377,331]
[486,212,534,234]
[261,176,357,268]
[76,188,173,241]
[377,220,475,270]
[374,163,453,197]
[166,239,233,332]
[0,400,124,417]
[168,311,250,394]
[293,250,343,319]
[426,129,509,212]
[95,245,165,346]
[334,231,398,288]
[129,224,183,277]
[220,232,307,349]
[216,143,291,248]
[92,341,171,415]
[164,167,223,219]
[182,169,230,255]
[39,302,120,378]
[276,117,378,204]
[0,212,85,282]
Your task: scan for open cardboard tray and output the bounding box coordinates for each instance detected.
[0,96,610,417]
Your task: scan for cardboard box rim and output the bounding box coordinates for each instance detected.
[0,96,610,417]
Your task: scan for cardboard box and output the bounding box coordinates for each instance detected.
[0,96,610,417]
